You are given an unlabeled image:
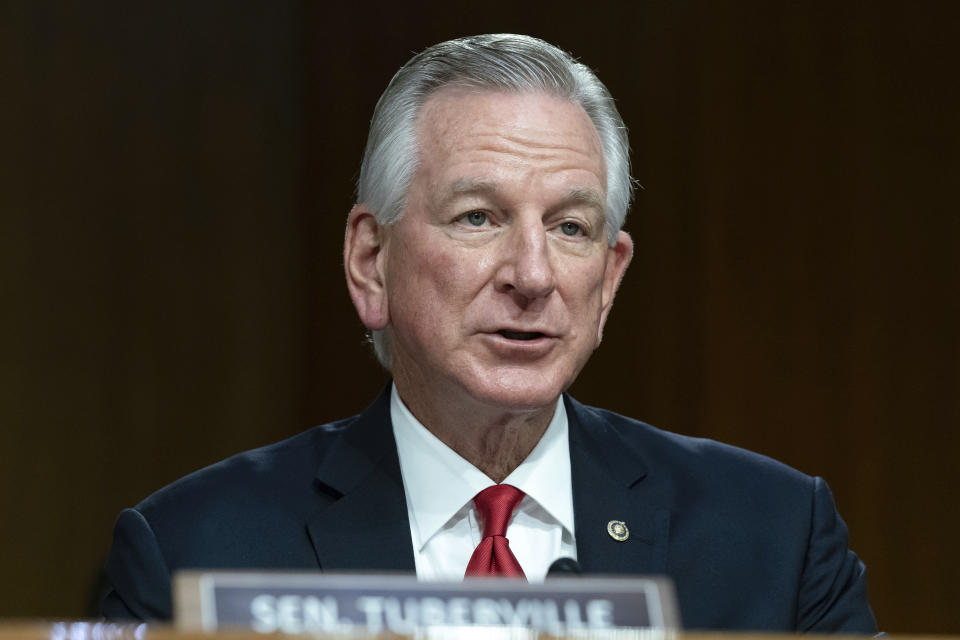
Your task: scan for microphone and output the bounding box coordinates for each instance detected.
[546,557,582,577]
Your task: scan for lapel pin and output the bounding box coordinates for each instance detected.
[607,520,629,542]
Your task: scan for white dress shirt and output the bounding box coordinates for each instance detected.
[390,384,577,582]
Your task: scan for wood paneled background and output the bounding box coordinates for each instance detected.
[2,1,957,632]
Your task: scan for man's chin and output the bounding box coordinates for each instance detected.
[465,372,567,413]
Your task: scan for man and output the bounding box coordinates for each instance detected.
[103,34,876,632]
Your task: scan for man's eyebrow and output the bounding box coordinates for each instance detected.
[448,177,500,197]
[564,187,605,214]
[432,178,501,210]
[438,179,605,214]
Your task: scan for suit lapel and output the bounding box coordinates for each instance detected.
[306,386,417,572]
[566,396,670,576]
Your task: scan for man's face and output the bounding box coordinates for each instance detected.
[356,88,632,414]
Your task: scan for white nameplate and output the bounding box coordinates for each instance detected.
[174,571,680,635]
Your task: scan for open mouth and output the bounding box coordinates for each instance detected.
[498,330,546,341]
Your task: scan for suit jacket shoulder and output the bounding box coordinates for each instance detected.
[133,421,340,566]
[566,397,876,633]
[102,388,412,620]
[571,398,814,500]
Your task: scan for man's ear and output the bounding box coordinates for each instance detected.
[596,229,634,345]
[344,204,390,330]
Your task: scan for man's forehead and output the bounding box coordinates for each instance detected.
[414,89,605,183]
[416,87,602,149]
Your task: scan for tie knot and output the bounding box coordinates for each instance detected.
[473,484,525,538]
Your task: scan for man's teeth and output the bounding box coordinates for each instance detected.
[499,330,542,341]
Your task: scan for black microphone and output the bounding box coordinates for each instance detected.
[546,557,582,577]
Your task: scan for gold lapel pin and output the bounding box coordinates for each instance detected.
[607,520,629,541]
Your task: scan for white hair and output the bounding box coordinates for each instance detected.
[356,34,634,368]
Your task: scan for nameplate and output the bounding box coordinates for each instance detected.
[174,571,679,635]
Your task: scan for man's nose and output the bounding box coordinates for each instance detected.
[494,221,557,303]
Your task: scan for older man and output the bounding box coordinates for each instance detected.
[103,34,876,632]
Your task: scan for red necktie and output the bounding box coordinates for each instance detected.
[464,484,526,578]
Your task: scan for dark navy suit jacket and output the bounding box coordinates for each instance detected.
[102,389,876,632]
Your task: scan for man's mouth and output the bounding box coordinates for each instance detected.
[498,330,546,341]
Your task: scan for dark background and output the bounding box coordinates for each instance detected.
[2,0,957,633]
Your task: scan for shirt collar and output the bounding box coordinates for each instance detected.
[390,384,574,552]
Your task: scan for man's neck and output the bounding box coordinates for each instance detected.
[393,381,557,483]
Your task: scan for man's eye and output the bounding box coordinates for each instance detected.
[560,221,582,236]
[464,210,487,226]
